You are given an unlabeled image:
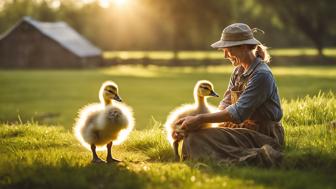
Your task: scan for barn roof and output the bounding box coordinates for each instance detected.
[1,17,102,58]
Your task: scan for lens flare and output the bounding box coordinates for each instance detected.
[113,0,127,7]
[99,0,110,8]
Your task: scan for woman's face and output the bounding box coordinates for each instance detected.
[222,46,246,67]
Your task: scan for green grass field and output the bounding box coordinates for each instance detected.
[0,65,336,188]
[1,65,336,128]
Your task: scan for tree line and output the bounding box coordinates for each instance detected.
[0,0,335,56]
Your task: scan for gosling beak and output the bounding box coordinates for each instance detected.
[113,95,123,102]
[210,90,219,97]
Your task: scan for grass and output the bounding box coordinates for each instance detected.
[1,95,336,189]
[0,65,335,129]
[282,92,336,126]
[0,65,336,188]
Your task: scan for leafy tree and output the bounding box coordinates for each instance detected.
[258,0,336,56]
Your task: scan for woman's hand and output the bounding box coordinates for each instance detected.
[218,105,226,111]
[174,109,233,131]
[218,101,228,111]
[175,115,202,131]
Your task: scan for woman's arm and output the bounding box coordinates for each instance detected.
[175,108,234,130]
[226,71,273,123]
[199,108,234,123]
[218,89,231,110]
[176,71,274,128]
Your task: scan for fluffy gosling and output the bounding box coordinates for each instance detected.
[164,80,219,160]
[74,81,134,163]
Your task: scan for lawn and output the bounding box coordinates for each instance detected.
[0,65,335,128]
[0,65,336,189]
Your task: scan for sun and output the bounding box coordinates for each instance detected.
[99,0,110,8]
[113,0,128,7]
[99,0,128,8]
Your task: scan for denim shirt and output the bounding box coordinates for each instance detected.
[222,58,283,123]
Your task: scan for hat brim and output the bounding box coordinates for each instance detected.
[211,38,261,48]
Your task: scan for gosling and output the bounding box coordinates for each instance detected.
[74,81,134,163]
[164,80,219,160]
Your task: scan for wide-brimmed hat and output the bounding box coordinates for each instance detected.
[211,23,261,48]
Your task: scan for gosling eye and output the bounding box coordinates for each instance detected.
[200,86,211,91]
[105,89,115,94]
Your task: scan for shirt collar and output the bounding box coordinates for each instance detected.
[242,57,262,77]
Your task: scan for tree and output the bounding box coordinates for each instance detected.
[142,0,234,63]
[258,0,336,56]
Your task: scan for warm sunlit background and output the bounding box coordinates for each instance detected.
[0,0,335,126]
[1,0,335,52]
[0,1,336,189]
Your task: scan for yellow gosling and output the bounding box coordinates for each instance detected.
[74,81,135,163]
[164,80,219,161]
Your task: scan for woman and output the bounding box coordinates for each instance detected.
[176,23,284,166]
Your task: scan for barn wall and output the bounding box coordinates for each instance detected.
[0,22,37,67]
[0,21,101,68]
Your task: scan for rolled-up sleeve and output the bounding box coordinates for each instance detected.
[226,71,273,123]
[219,89,231,108]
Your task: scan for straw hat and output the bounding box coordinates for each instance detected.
[211,23,261,48]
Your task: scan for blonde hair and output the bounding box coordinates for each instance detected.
[224,44,271,63]
[250,44,271,63]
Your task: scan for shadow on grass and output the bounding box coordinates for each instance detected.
[207,165,336,189]
[182,148,336,189]
[283,148,336,173]
[0,161,146,189]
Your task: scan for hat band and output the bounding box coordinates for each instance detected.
[221,32,254,41]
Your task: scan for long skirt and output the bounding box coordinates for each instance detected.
[181,120,285,167]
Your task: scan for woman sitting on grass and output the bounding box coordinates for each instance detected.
[175,23,284,166]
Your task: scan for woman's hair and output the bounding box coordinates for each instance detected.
[247,44,271,63]
[224,44,271,63]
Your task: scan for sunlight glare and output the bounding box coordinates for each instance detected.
[50,0,61,9]
[0,1,4,11]
[113,0,128,7]
[99,0,110,8]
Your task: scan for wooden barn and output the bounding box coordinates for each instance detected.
[0,17,102,68]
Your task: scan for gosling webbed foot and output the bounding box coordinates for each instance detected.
[106,141,120,163]
[91,157,106,164]
[173,140,180,161]
[106,156,121,163]
[90,144,104,164]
